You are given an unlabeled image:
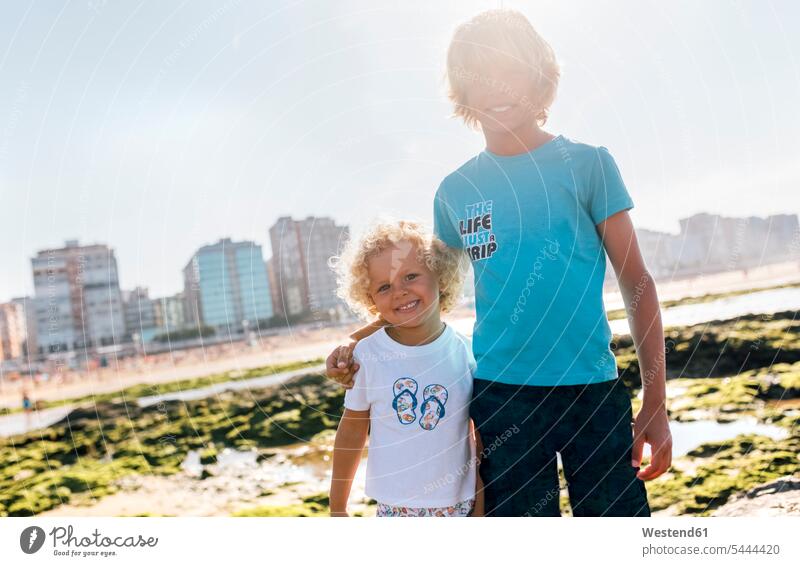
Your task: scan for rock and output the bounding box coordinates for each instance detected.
[713,476,800,516]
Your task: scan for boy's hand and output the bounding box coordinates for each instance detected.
[632,402,672,481]
[330,510,349,517]
[325,342,359,389]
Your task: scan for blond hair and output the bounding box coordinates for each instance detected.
[446,8,560,129]
[331,220,467,321]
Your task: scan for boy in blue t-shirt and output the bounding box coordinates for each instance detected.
[327,8,672,516]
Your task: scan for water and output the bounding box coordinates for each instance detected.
[181,449,203,476]
[180,444,367,487]
[181,447,259,477]
[0,406,73,437]
[610,286,800,334]
[644,417,789,458]
[448,285,800,337]
[0,364,324,438]
[136,364,325,408]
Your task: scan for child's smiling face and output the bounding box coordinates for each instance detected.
[366,240,441,328]
[463,58,538,134]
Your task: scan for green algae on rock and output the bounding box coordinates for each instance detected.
[647,434,799,516]
[616,310,800,390]
[0,372,344,517]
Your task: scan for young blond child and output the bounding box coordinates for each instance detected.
[328,220,484,517]
[328,9,671,517]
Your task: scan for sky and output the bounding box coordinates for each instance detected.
[1,0,798,301]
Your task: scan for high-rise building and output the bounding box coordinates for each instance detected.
[0,302,25,361]
[122,287,160,342]
[265,258,283,320]
[268,218,309,318]
[624,213,800,282]
[30,240,125,354]
[634,228,684,278]
[183,238,273,332]
[268,216,349,318]
[674,213,800,272]
[10,296,35,358]
[155,292,187,334]
[122,290,187,342]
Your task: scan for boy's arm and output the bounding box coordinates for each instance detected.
[329,408,370,516]
[349,316,388,341]
[596,210,672,481]
[325,318,388,388]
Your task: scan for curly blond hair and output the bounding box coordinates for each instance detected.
[330,220,467,321]
[445,8,560,129]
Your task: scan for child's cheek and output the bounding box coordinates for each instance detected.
[417,281,438,302]
[466,89,485,112]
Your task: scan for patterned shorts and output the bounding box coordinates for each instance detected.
[376,498,475,517]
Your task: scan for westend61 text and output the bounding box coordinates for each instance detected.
[642,527,708,538]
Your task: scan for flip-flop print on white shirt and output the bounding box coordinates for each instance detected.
[392,377,419,424]
[419,384,448,430]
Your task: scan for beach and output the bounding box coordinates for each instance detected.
[0,322,360,410]
[1,268,799,518]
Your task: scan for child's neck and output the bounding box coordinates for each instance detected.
[484,122,555,157]
[385,316,446,347]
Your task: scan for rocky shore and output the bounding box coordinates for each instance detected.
[712,476,800,517]
[1,310,798,517]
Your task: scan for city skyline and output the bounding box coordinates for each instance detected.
[3,207,798,363]
[2,214,352,359]
[2,1,799,301]
[4,209,797,307]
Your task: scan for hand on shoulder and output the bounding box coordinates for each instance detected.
[325,341,360,389]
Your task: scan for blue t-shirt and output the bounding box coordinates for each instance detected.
[433,134,633,386]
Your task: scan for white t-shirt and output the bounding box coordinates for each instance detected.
[344,323,477,508]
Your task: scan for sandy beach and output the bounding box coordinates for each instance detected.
[0,323,360,409]
[603,260,800,310]
[38,441,374,518]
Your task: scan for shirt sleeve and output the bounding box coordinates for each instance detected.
[467,345,477,377]
[459,332,478,377]
[587,146,634,225]
[433,184,463,248]
[343,349,370,411]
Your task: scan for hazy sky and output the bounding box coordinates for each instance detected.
[1,0,798,300]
